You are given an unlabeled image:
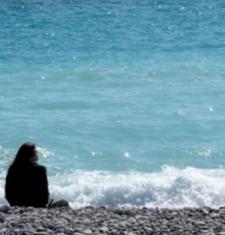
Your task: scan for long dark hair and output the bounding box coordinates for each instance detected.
[12,142,36,166]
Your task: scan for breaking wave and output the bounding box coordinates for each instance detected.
[49,166,225,209]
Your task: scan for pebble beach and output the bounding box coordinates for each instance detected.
[1,206,225,234]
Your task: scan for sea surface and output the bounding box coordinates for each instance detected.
[1,0,225,208]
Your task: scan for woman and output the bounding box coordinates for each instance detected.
[5,142,49,207]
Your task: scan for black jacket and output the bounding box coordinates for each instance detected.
[5,162,49,207]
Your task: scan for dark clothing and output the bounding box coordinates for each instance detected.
[5,162,49,207]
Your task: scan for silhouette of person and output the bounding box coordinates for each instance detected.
[5,142,49,207]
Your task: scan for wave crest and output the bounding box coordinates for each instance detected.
[49,166,225,209]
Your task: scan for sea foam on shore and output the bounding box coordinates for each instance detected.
[0,206,225,234]
[1,166,225,209]
[49,166,225,209]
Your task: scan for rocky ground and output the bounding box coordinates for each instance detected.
[0,206,225,234]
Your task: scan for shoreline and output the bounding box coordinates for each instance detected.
[0,206,225,234]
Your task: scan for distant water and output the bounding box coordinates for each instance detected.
[1,0,225,208]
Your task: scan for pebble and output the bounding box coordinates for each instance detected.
[0,214,5,223]
[0,207,224,234]
[83,228,92,234]
[0,206,10,213]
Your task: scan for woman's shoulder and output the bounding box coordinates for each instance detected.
[31,163,47,173]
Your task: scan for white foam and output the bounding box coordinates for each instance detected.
[48,166,225,209]
[1,165,225,208]
[36,146,54,158]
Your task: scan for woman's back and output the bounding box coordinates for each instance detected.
[5,143,49,208]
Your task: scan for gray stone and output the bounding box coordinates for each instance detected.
[0,214,5,223]
[99,226,109,233]
[83,229,92,234]
[1,207,225,235]
[0,205,10,213]
[35,233,49,235]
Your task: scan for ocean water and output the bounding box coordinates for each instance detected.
[1,0,225,208]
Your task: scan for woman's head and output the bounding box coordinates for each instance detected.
[13,142,39,165]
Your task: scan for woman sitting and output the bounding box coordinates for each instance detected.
[5,142,49,207]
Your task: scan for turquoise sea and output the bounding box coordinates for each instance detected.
[1,0,225,208]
